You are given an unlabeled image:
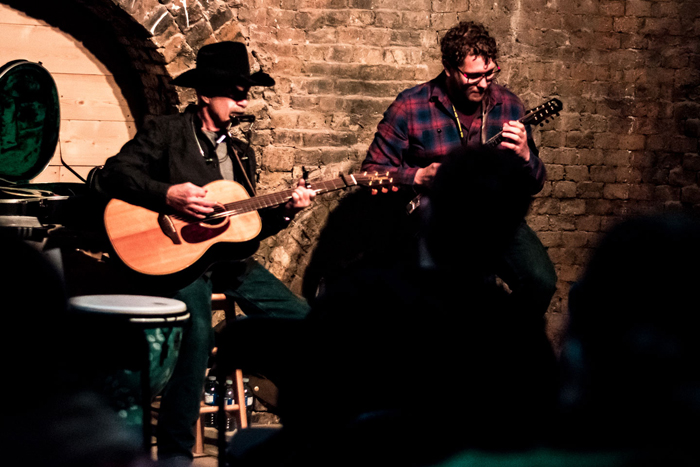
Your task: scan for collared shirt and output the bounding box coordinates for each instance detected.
[202,129,235,181]
[362,72,546,194]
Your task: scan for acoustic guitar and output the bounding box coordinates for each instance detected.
[103,173,392,278]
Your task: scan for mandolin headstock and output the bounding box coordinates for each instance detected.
[523,98,563,127]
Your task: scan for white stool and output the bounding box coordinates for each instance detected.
[68,294,189,449]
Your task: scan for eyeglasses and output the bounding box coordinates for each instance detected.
[203,86,250,101]
[456,65,501,84]
[225,87,250,101]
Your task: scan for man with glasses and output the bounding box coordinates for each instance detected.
[362,21,556,320]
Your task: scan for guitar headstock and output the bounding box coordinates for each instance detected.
[349,172,398,194]
[522,98,563,127]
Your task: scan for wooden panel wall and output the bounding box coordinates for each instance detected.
[0,3,136,183]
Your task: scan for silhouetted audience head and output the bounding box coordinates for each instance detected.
[2,238,71,380]
[562,212,700,448]
[421,147,534,276]
[0,239,150,467]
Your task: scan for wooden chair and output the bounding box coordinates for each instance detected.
[193,293,248,455]
[194,368,248,454]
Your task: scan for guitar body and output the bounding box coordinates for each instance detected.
[104,180,262,276]
[103,172,394,281]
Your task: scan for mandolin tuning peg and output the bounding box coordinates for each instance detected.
[391,186,399,192]
[381,187,389,193]
[371,188,378,195]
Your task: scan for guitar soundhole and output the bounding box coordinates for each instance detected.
[181,218,231,243]
[200,206,228,226]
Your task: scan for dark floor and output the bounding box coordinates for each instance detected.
[192,424,282,467]
[191,428,227,467]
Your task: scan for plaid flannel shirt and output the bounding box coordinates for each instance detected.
[362,72,546,193]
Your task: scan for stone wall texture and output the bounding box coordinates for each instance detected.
[71,0,700,350]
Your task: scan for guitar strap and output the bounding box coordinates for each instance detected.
[190,112,257,196]
[228,139,256,196]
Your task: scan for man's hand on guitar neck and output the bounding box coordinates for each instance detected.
[166,179,315,220]
[166,182,217,218]
[283,178,316,218]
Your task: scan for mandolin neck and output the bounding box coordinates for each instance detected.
[485,115,528,148]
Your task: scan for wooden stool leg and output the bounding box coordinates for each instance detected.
[194,415,204,454]
[192,294,249,456]
[234,369,248,429]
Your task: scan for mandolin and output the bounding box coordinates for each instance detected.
[406,98,563,214]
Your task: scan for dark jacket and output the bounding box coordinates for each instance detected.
[97,106,289,239]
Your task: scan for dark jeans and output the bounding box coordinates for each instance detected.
[155,260,309,462]
[498,222,558,318]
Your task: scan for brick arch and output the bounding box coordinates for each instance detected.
[0,0,164,120]
[73,0,252,116]
[5,0,249,117]
[68,0,190,116]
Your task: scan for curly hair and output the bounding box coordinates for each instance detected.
[440,21,498,70]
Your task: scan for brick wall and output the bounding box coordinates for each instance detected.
[70,0,700,350]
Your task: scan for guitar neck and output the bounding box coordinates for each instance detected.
[211,177,352,218]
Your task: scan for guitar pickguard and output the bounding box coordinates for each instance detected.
[180,219,231,244]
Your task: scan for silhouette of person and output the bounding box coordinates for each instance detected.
[217,146,559,467]
[433,212,700,466]
[0,238,151,467]
[560,212,700,453]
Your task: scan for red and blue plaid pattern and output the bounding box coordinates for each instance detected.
[362,72,545,191]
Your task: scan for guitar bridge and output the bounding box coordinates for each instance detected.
[158,214,182,245]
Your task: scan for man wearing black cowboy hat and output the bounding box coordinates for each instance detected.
[96,41,315,465]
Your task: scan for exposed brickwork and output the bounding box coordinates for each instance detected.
[64,0,700,350]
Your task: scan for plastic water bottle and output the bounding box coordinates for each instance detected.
[243,377,253,424]
[224,379,234,406]
[204,375,218,427]
[224,379,235,431]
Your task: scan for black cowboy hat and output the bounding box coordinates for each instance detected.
[171,41,275,89]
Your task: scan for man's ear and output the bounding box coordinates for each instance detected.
[442,61,454,78]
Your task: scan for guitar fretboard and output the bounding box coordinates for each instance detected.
[223,177,350,215]
[202,175,388,221]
